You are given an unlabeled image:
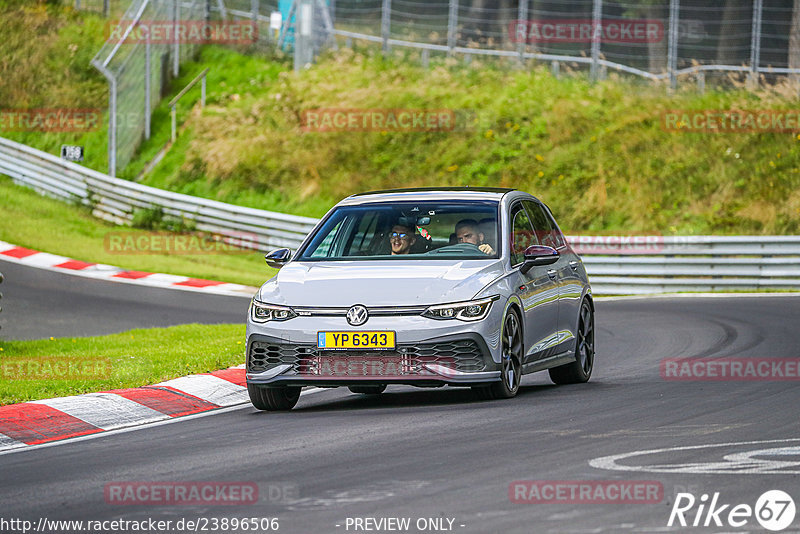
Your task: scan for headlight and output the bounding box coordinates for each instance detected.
[250,300,297,323]
[422,296,498,322]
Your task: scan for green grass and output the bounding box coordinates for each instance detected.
[0,1,111,171]
[132,46,800,234]
[0,323,245,405]
[0,177,274,287]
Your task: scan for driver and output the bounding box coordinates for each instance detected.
[455,219,495,255]
[389,223,417,255]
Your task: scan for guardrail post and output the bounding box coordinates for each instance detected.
[103,0,109,17]
[696,70,705,93]
[421,48,429,68]
[447,0,458,57]
[551,60,560,78]
[381,0,391,54]
[201,73,207,106]
[516,0,528,64]
[667,0,679,92]
[749,0,763,88]
[590,0,601,81]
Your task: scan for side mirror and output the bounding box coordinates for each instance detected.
[265,248,291,269]
[520,245,559,274]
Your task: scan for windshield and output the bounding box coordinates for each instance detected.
[297,201,500,261]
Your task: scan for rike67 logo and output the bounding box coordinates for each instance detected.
[669,490,796,531]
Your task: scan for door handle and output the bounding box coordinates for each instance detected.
[547,269,557,280]
[569,261,579,271]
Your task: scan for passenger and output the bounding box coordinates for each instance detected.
[455,219,495,255]
[389,223,417,255]
[478,218,497,250]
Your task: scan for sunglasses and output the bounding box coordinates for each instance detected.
[390,232,410,239]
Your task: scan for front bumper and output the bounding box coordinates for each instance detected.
[245,332,500,387]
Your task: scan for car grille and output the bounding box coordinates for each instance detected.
[247,339,486,376]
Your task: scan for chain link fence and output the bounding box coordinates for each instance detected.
[332,0,800,84]
[89,0,210,176]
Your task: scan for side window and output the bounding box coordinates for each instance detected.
[309,220,342,258]
[524,200,563,249]
[542,205,566,248]
[510,204,536,266]
[345,212,380,256]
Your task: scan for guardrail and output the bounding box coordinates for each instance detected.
[0,136,318,251]
[573,236,800,294]
[1,136,799,294]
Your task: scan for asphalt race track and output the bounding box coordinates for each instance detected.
[1,267,799,533]
[0,259,250,339]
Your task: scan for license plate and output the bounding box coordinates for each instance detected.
[317,331,395,350]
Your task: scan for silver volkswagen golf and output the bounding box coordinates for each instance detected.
[246,188,594,410]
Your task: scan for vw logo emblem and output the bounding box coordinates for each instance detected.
[346,305,369,326]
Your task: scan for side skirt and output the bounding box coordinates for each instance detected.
[521,351,575,375]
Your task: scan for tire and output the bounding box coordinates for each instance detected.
[248,383,301,411]
[549,299,594,385]
[473,308,523,400]
[348,385,387,395]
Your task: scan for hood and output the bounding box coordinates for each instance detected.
[257,260,506,307]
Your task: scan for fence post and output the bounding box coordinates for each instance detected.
[590,0,601,81]
[447,0,458,57]
[381,0,391,53]
[205,0,211,23]
[252,0,259,25]
[173,0,180,77]
[109,75,117,177]
[75,0,80,9]
[667,0,679,91]
[749,0,763,88]
[516,0,528,63]
[103,0,109,17]
[294,0,314,71]
[171,105,177,143]
[145,33,151,139]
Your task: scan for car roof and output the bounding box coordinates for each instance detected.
[340,187,517,205]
